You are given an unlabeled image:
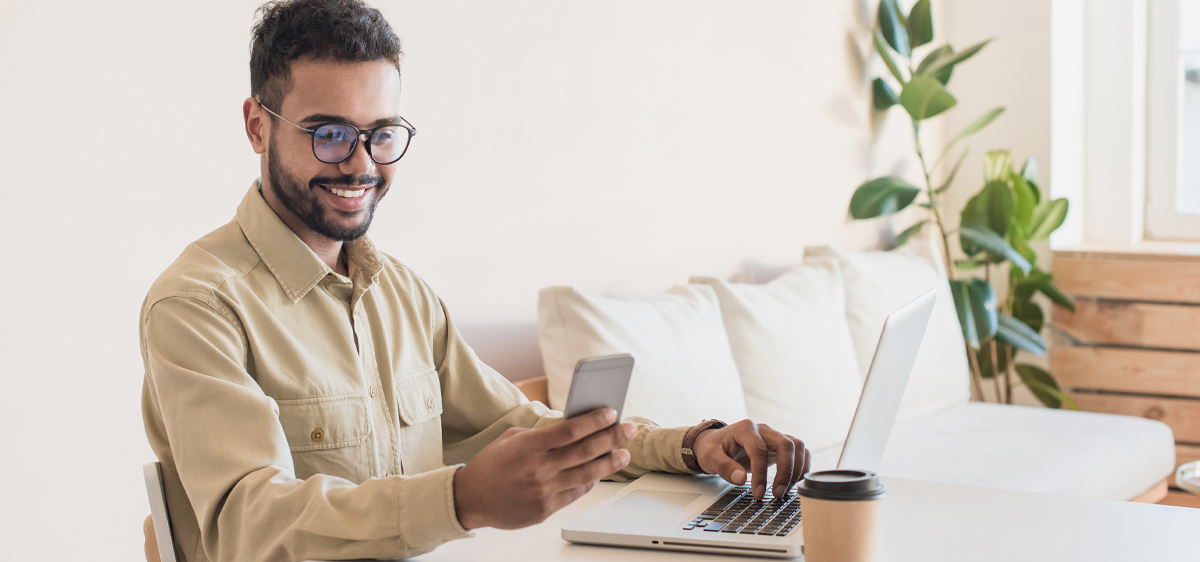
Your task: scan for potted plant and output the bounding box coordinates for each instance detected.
[848,0,1075,408]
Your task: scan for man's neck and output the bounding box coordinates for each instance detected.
[259,181,349,276]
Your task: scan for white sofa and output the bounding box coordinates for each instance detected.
[531,238,1177,502]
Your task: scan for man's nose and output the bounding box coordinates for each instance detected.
[338,133,376,176]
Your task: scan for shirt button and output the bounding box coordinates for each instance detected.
[311,429,324,442]
[369,386,377,398]
[427,396,435,410]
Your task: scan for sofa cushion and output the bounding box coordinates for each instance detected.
[806,237,971,421]
[690,258,863,450]
[809,402,1176,501]
[537,285,750,428]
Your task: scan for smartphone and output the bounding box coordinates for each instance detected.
[562,353,635,421]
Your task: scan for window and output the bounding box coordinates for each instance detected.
[1146,0,1200,239]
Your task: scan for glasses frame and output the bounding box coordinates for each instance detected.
[258,101,417,165]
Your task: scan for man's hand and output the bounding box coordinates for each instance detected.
[693,419,810,500]
[452,408,637,530]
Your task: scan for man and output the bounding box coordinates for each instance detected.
[141,1,810,560]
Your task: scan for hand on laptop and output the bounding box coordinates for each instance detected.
[453,408,636,530]
[693,420,810,500]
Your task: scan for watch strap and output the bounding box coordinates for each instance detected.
[681,419,727,473]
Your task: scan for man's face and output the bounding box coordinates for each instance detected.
[263,58,403,242]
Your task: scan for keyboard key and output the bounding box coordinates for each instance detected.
[708,491,745,512]
[682,524,695,530]
[704,522,726,532]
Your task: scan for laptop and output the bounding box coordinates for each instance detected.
[561,288,937,558]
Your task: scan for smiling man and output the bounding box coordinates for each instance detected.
[140,1,810,561]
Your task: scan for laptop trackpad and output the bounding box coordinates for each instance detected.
[614,490,701,511]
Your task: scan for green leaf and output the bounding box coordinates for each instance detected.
[1028,198,1069,241]
[921,38,993,77]
[950,278,998,348]
[962,181,1015,236]
[1021,156,1040,196]
[959,225,1032,274]
[996,313,1047,355]
[906,0,933,50]
[942,107,1005,161]
[900,75,958,121]
[982,180,1015,235]
[894,220,929,247]
[935,149,970,194]
[849,176,921,219]
[984,149,1012,182]
[1015,364,1077,410]
[873,31,907,85]
[1011,297,1045,332]
[955,256,987,271]
[1011,173,1036,230]
[1007,220,1037,268]
[976,342,1010,379]
[916,44,954,84]
[873,78,900,110]
[878,0,911,58]
[918,201,941,209]
[1014,269,1076,313]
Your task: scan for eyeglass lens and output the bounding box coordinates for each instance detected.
[313,124,410,164]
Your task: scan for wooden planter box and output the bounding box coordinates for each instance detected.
[1052,245,1200,508]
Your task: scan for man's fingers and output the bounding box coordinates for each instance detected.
[551,422,637,469]
[801,447,812,481]
[761,426,796,497]
[732,423,771,499]
[553,483,594,512]
[538,408,617,448]
[555,449,632,490]
[712,455,748,486]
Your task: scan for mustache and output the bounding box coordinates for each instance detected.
[309,174,384,189]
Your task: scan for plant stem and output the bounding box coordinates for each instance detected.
[912,122,957,279]
[1004,345,1015,405]
[911,119,989,402]
[964,342,985,401]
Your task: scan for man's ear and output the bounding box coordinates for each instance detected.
[243,98,268,155]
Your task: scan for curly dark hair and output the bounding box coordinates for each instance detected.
[250,0,402,111]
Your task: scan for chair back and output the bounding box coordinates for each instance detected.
[143,462,178,562]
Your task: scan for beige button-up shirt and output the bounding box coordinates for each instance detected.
[141,183,692,562]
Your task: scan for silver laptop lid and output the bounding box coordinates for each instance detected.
[836,288,936,472]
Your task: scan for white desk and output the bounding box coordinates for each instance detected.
[410,477,1200,562]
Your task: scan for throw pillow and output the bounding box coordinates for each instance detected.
[690,258,863,450]
[537,284,750,428]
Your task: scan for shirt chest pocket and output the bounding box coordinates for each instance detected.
[276,394,372,483]
[394,367,444,474]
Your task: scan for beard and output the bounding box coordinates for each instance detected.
[266,141,388,242]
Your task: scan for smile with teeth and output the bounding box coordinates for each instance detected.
[322,185,370,198]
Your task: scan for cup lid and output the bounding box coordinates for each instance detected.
[796,470,885,501]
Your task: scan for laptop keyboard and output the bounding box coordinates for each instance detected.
[681,485,801,536]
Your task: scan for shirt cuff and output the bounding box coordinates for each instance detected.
[637,424,693,474]
[395,464,473,554]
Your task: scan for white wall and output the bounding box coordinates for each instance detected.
[0,1,930,559]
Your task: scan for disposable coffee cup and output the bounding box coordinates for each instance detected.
[796,470,886,562]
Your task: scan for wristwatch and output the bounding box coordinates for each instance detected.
[681,419,727,473]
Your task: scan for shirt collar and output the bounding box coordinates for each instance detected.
[237,180,384,303]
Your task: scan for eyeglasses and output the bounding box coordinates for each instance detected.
[259,102,416,165]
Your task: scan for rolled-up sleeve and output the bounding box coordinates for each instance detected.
[142,295,469,562]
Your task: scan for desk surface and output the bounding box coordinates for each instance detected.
[405,477,1200,562]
